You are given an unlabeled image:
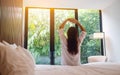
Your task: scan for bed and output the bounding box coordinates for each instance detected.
[0,41,120,75]
[35,63,120,75]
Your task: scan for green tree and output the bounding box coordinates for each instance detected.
[78,9,101,63]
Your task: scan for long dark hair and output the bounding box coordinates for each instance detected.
[67,27,79,55]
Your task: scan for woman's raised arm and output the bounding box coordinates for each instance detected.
[59,18,86,32]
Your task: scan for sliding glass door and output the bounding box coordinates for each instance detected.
[78,9,102,63]
[27,8,50,64]
[54,9,75,64]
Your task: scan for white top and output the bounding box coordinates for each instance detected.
[58,29,86,66]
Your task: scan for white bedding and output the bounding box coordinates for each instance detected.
[35,62,120,75]
[1,41,120,75]
[0,41,35,75]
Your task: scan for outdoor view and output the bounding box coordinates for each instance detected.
[28,9,50,64]
[27,8,101,64]
[78,9,101,63]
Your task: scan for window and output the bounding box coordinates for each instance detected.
[54,9,75,64]
[78,9,102,63]
[27,8,50,64]
[25,7,103,65]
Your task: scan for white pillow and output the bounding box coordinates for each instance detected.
[88,56,107,63]
[0,41,35,75]
[17,46,35,65]
[2,40,17,48]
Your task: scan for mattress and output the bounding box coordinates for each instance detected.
[35,62,120,75]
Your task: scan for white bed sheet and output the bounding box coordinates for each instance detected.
[35,62,120,75]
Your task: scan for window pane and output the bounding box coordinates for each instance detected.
[28,8,50,64]
[54,9,75,65]
[78,9,101,64]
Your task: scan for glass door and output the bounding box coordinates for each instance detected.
[54,9,75,65]
[28,8,50,64]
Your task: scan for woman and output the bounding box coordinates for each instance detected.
[58,18,86,66]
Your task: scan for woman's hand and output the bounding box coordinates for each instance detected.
[67,18,79,24]
[59,19,68,29]
[59,18,86,32]
[59,18,78,29]
[67,18,86,31]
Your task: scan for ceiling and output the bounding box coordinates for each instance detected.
[24,0,117,9]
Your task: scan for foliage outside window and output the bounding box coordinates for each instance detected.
[28,9,50,64]
[78,9,101,63]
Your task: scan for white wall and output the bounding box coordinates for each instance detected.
[24,0,116,9]
[102,0,120,62]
